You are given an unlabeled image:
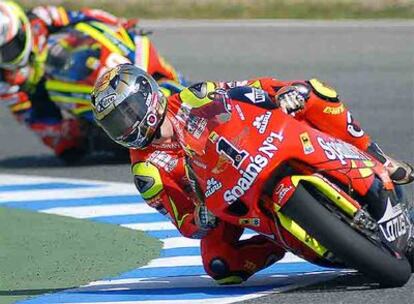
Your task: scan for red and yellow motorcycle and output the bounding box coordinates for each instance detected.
[178,86,413,287]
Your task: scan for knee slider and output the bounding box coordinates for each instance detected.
[208,258,249,285]
[209,258,229,276]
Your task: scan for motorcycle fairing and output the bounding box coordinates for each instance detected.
[177,90,412,263]
[187,100,377,221]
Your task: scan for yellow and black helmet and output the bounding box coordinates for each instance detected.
[0,1,32,69]
[91,64,167,149]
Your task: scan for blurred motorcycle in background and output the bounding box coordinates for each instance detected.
[43,21,187,163]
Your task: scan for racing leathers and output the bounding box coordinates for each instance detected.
[130,77,389,284]
[0,5,183,162]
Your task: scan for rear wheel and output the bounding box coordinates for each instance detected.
[281,183,411,287]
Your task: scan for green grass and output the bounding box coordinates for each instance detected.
[20,0,414,19]
[0,207,162,304]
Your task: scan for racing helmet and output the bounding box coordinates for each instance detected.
[0,1,32,69]
[91,63,167,149]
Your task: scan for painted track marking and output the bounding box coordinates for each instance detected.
[0,174,344,304]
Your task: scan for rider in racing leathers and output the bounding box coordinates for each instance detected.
[0,1,183,162]
[91,64,413,284]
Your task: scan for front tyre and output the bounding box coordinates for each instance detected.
[281,183,411,287]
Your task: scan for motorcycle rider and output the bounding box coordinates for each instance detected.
[91,64,413,284]
[0,1,184,162]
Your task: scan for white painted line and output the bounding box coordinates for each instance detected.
[140,19,414,29]
[1,174,344,304]
[83,274,285,289]
[0,174,130,187]
[0,185,138,203]
[61,297,261,304]
[141,256,202,268]
[64,271,342,304]
[122,221,176,231]
[0,174,101,186]
[82,271,343,290]
[161,237,200,249]
[160,232,258,249]
[141,253,304,269]
[41,203,156,218]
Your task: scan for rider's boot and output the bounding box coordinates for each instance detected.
[366,142,414,185]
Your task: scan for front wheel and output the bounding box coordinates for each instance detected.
[281,183,411,287]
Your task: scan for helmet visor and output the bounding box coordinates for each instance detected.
[117,92,166,149]
[97,93,149,140]
[0,27,26,66]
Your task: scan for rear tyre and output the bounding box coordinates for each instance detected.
[281,183,411,287]
[407,247,414,273]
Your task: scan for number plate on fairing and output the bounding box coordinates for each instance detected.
[378,198,412,250]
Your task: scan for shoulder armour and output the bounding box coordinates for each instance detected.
[179,81,216,108]
[132,161,163,200]
[308,78,339,102]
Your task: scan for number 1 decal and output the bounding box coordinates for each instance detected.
[217,137,249,168]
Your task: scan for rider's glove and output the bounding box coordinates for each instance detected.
[277,86,308,114]
[194,204,217,230]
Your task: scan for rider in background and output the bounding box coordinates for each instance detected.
[90,64,414,284]
[0,1,184,163]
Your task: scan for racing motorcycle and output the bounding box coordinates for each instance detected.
[177,86,414,287]
[45,21,185,162]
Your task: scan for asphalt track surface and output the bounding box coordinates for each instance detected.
[0,20,413,303]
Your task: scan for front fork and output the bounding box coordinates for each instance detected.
[269,174,362,260]
[270,174,414,260]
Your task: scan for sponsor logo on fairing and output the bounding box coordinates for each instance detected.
[205,178,222,197]
[208,131,220,143]
[378,198,410,243]
[381,214,409,243]
[224,131,283,203]
[346,112,365,138]
[299,132,315,155]
[253,111,272,134]
[211,127,249,174]
[317,137,370,165]
[274,183,293,204]
[244,88,266,104]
